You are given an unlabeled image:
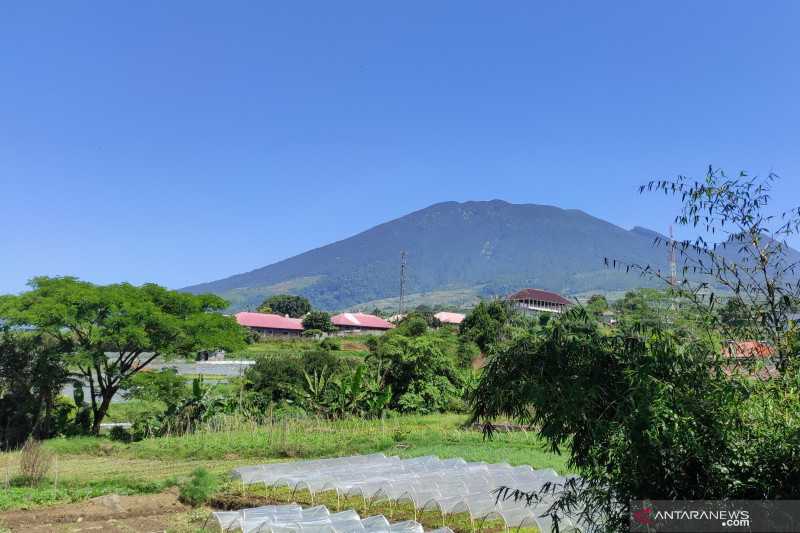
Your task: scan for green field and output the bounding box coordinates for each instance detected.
[0,414,566,514]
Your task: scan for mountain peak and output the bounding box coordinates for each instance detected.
[183,200,675,311]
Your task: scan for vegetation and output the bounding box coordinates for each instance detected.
[0,414,565,512]
[178,467,218,506]
[257,294,312,317]
[472,169,800,530]
[0,277,247,435]
[302,310,335,332]
[0,329,71,449]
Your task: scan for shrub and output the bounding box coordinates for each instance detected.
[121,368,188,405]
[302,311,334,332]
[178,467,218,506]
[319,337,341,351]
[18,438,52,486]
[368,331,461,413]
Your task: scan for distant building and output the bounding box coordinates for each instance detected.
[235,312,304,336]
[332,312,394,333]
[723,340,775,361]
[506,288,571,314]
[434,311,466,325]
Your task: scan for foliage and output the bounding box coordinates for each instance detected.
[584,294,608,317]
[121,368,188,404]
[0,277,247,434]
[368,330,461,413]
[625,168,800,370]
[0,329,71,449]
[245,349,356,407]
[459,300,509,352]
[178,467,219,506]
[299,365,392,419]
[475,170,800,531]
[474,309,800,530]
[257,294,311,318]
[318,337,341,351]
[302,311,335,332]
[18,438,53,486]
[396,315,428,337]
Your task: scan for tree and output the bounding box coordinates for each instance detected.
[0,329,71,449]
[621,168,800,370]
[584,294,608,317]
[302,310,334,332]
[473,169,800,530]
[0,277,246,434]
[459,299,509,352]
[257,294,311,318]
[367,331,461,413]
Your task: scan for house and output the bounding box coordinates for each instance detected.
[722,340,779,379]
[331,312,394,333]
[434,311,465,326]
[506,288,571,314]
[723,340,774,361]
[235,312,304,336]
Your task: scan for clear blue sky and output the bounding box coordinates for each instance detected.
[2,1,799,294]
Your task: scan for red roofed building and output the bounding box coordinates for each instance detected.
[434,311,466,325]
[235,312,304,336]
[506,288,571,314]
[331,312,394,333]
[724,340,775,360]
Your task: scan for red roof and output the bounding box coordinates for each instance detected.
[724,341,774,359]
[506,288,571,306]
[331,312,394,330]
[434,311,465,325]
[235,312,304,331]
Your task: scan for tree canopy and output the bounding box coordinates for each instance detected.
[0,277,246,433]
[257,294,311,317]
[302,310,334,332]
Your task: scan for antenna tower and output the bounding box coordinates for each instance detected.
[399,251,407,315]
[669,225,677,287]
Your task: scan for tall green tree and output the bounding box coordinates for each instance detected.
[0,277,246,434]
[0,328,71,449]
[302,310,334,332]
[459,299,509,352]
[257,294,311,317]
[584,294,609,317]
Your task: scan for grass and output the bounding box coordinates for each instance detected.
[0,414,566,513]
[226,336,370,360]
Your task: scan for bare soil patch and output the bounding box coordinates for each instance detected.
[0,491,188,532]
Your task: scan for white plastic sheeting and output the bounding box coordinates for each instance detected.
[232,454,585,531]
[212,503,425,533]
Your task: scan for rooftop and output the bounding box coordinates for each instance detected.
[506,288,571,306]
[331,312,394,330]
[235,312,304,331]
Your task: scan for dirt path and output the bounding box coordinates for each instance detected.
[0,491,194,532]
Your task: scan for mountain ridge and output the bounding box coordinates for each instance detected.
[182,200,698,310]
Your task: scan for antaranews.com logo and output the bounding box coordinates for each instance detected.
[630,500,800,532]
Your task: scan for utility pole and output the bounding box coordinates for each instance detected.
[399,251,407,315]
[669,224,677,288]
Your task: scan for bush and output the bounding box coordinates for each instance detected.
[319,337,341,351]
[18,438,52,486]
[472,308,800,530]
[121,368,188,405]
[302,311,334,332]
[178,467,218,506]
[367,330,461,413]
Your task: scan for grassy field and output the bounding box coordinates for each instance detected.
[0,414,566,513]
[226,336,371,360]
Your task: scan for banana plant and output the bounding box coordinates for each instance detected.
[300,365,330,415]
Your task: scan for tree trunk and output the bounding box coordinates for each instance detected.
[90,388,116,435]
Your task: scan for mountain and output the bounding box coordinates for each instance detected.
[183,200,684,311]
